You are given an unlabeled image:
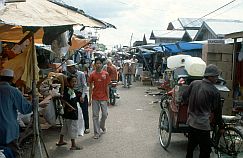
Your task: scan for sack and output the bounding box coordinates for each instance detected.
[43,100,56,126]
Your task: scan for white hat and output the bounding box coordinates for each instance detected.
[66,60,76,67]
[0,69,14,77]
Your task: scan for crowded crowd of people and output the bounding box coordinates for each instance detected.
[0,50,225,158]
[0,53,140,157]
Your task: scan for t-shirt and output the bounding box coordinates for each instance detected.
[88,70,111,101]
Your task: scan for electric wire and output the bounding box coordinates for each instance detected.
[157,0,239,36]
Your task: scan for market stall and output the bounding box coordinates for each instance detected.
[0,0,115,157]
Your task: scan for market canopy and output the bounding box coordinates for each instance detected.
[153,42,203,55]
[0,0,115,28]
[69,36,91,51]
[0,24,44,43]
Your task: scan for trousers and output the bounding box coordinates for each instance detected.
[186,126,212,158]
[92,100,108,135]
[79,95,89,130]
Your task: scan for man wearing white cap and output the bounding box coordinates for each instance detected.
[66,60,90,134]
[0,69,32,157]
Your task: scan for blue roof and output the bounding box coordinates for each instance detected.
[159,42,203,54]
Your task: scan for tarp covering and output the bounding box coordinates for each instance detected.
[3,38,39,89]
[159,42,203,54]
[0,24,44,43]
[137,47,154,58]
[68,36,91,51]
[0,0,111,28]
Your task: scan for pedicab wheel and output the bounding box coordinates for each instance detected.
[158,108,172,149]
[216,126,243,157]
[160,94,167,109]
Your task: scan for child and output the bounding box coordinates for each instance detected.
[56,75,83,150]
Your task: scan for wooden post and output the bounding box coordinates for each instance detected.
[30,31,49,158]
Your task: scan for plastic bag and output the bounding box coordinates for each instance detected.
[17,112,32,127]
[77,104,85,136]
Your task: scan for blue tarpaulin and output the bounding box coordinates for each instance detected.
[139,42,203,57]
[159,42,203,55]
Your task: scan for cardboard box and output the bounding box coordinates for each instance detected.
[222,98,233,115]
[215,62,232,72]
[221,71,232,80]
[207,53,222,61]
[221,54,233,62]
[203,44,233,54]
[219,44,233,54]
[225,80,233,90]
[206,60,217,65]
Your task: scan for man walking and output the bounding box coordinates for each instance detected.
[182,64,224,158]
[88,57,111,139]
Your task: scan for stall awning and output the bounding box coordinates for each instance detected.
[69,36,91,51]
[0,24,44,43]
[0,0,114,28]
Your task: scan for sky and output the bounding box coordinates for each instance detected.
[60,0,243,49]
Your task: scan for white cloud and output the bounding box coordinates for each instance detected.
[61,0,243,48]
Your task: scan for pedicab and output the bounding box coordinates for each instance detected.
[158,55,228,149]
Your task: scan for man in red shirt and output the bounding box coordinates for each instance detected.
[88,57,111,139]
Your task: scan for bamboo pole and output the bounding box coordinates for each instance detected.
[30,31,49,158]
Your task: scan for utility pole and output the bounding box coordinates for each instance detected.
[129,33,133,48]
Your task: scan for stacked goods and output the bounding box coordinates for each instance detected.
[167,54,191,69]
[141,71,151,85]
[167,55,206,77]
[202,43,233,114]
[184,57,206,76]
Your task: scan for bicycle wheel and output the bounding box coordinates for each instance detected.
[160,94,167,109]
[158,108,172,149]
[217,126,243,157]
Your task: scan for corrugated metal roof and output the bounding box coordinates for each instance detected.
[170,20,182,30]
[205,19,243,36]
[179,18,204,28]
[153,30,185,39]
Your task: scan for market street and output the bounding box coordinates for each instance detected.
[35,81,220,158]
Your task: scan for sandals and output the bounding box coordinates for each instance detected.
[93,134,100,139]
[70,146,83,150]
[56,142,67,146]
